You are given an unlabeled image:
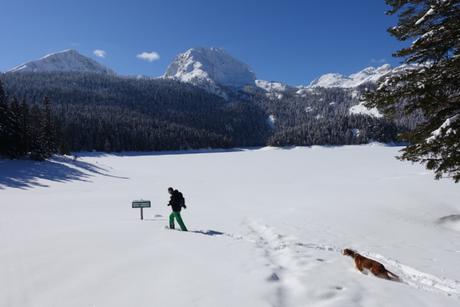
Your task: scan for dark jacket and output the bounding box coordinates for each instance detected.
[168,190,186,212]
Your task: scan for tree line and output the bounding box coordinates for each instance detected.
[0,81,66,160]
[0,71,409,160]
[268,115,400,147]
[0,74,272,158]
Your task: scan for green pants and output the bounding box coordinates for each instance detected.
[169,212,188,231]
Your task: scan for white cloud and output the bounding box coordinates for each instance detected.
[137,51,160,62]
[93,49,107,58]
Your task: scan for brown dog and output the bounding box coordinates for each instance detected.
[343,248,400,281]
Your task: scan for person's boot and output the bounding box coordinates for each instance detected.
[175,212,188,231]
[169,212,175,229]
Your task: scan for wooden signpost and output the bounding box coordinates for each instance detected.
[132,200,151,220]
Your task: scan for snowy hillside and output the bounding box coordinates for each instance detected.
[1,145,460,307]
[255,80,293,100]
[252,63,394,105]
[350,101,383,118]
[8,49,115,75]
[163,47,256,96]
[309,64,392,88]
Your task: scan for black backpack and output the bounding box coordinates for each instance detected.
[177,191,185,206]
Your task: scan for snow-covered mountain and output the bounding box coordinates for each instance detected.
[254,64,393,101]
[163,47,256,96]
[308,64,392,88]
[6,47,391,119]
[7,47,393,92]
[8,49,115,75]
[163,47,296,100]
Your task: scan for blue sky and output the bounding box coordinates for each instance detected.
[0,0,405,85]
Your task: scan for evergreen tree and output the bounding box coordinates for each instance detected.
[29,104,47,161]
[8,97,24,158]
[41,96,56,156]
[19,99,31,156]
[0,81,16,158]
[0,80,8,157]
[366,0,460,182]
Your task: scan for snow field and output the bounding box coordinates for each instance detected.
[1,145,460,307]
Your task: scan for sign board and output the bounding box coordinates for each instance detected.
[132,200,151,220]
[132,200,151,208]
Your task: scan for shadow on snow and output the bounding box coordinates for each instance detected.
[191,230,226,236]
[0,156,128,190]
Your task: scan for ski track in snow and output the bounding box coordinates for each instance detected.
[244,220,341,307]
[232,220,460,305]
[367,252,460,299]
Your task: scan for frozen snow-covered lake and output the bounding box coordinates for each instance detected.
[1,145,460,307]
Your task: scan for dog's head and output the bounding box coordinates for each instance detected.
[342,248,356,257]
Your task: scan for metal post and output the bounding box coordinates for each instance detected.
[141,207,144,220]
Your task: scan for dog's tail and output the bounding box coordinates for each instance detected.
[386,270,401,282]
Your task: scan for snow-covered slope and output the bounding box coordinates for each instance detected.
[8,49,115,75]
[308,73,351,88]
[309,64,392,88]
[254,64,394,102]
[1,145,460,307]
[350,101,383,118]
[255,80,293,99]
[164,47,256,96]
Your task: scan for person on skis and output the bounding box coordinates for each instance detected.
[167,187,188,231]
